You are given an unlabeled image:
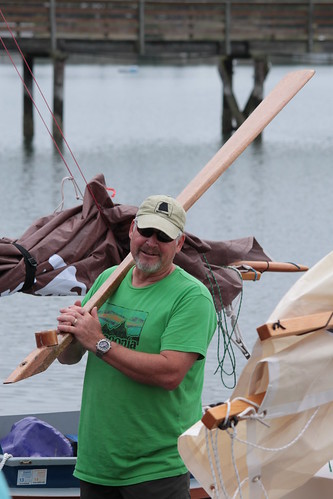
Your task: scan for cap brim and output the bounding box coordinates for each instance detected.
[137,215,180,239]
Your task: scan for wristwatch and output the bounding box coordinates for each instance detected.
[96,338,112,358]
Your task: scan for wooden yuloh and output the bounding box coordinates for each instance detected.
[4,69,315,384]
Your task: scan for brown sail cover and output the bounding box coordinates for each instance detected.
[0,174,271,309]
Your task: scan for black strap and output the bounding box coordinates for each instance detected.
[13,242,37,291]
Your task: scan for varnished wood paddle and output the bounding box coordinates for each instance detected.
[4,68,315,384]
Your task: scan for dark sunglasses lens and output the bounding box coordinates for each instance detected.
[138,228,154,238]
[137,227,173,243]
[156,232,173,243]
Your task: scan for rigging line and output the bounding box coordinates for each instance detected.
[0,8,103,213]
[0,36,73,177]
[203,259,238,389]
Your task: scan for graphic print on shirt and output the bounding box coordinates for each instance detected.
[99,304,147,350]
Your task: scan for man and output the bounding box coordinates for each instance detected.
[57,194,217,499]
[0,471,10,499]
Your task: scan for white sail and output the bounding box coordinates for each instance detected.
[179,251,333,498]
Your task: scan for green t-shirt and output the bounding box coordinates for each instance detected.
[74,265,217,486]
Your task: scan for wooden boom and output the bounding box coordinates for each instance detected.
[4,68,315,384]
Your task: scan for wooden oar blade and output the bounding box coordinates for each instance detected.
[177,69,315,210]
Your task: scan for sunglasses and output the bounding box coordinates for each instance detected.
[137,226,174,243]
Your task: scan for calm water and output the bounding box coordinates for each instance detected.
[0,59,333,415]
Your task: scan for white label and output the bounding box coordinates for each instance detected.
[17,468,47,485]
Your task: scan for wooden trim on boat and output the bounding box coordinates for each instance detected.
[191,487,210,498]
[201,392,266,430]
[9,484,210,498]
[10,493,79,499]
[257,311,333,340]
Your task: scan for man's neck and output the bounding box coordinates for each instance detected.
[132,264,176,288]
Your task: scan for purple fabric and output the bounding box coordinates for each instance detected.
[0,417,73,457]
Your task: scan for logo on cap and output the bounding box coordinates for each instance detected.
[155,201,172,217]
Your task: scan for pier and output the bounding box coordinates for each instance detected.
[1,0,332,139]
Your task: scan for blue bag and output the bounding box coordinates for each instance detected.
[0,417,73,457]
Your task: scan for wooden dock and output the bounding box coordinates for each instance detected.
[1,0,333,61]
[1,1,332,139]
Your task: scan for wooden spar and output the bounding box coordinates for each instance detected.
[4,68,315,384]
[201,392,266,430]
[230,260,308,273]
[240,271,261,281]
[257,311,333,341]
[230,259,308,281]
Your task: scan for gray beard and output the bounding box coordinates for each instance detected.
[134,255,162,274]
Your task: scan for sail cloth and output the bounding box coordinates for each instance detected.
[178,251,333,498]
[0,174,271,309]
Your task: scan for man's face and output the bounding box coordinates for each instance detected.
[129,221,184,275]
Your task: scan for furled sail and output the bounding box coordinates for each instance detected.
[178,251,333,498]
[0,174,271,309]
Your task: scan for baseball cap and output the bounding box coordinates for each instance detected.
[136,195,186,240]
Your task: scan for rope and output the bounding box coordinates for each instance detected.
[0,8,104,214]
[204,400,319,498]
[0,453,12,471]
[231,476,268,499]
[205,426,231,499]
[286,261,301,270]
[229,422,244,499]
[54,176,83,212]
[203,255,248,390]
[228,406,319,453]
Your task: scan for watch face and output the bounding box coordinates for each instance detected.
[98,339,110,351]
[96,338,111,357]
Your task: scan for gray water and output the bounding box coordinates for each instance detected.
[0,60,332,415]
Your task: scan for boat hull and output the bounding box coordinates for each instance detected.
[0,411,208,498]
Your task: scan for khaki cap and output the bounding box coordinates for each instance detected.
[136,195,186,240]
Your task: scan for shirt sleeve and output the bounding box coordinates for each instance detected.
[160,290,217,359]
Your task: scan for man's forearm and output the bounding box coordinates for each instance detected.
[58,337,86,365]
